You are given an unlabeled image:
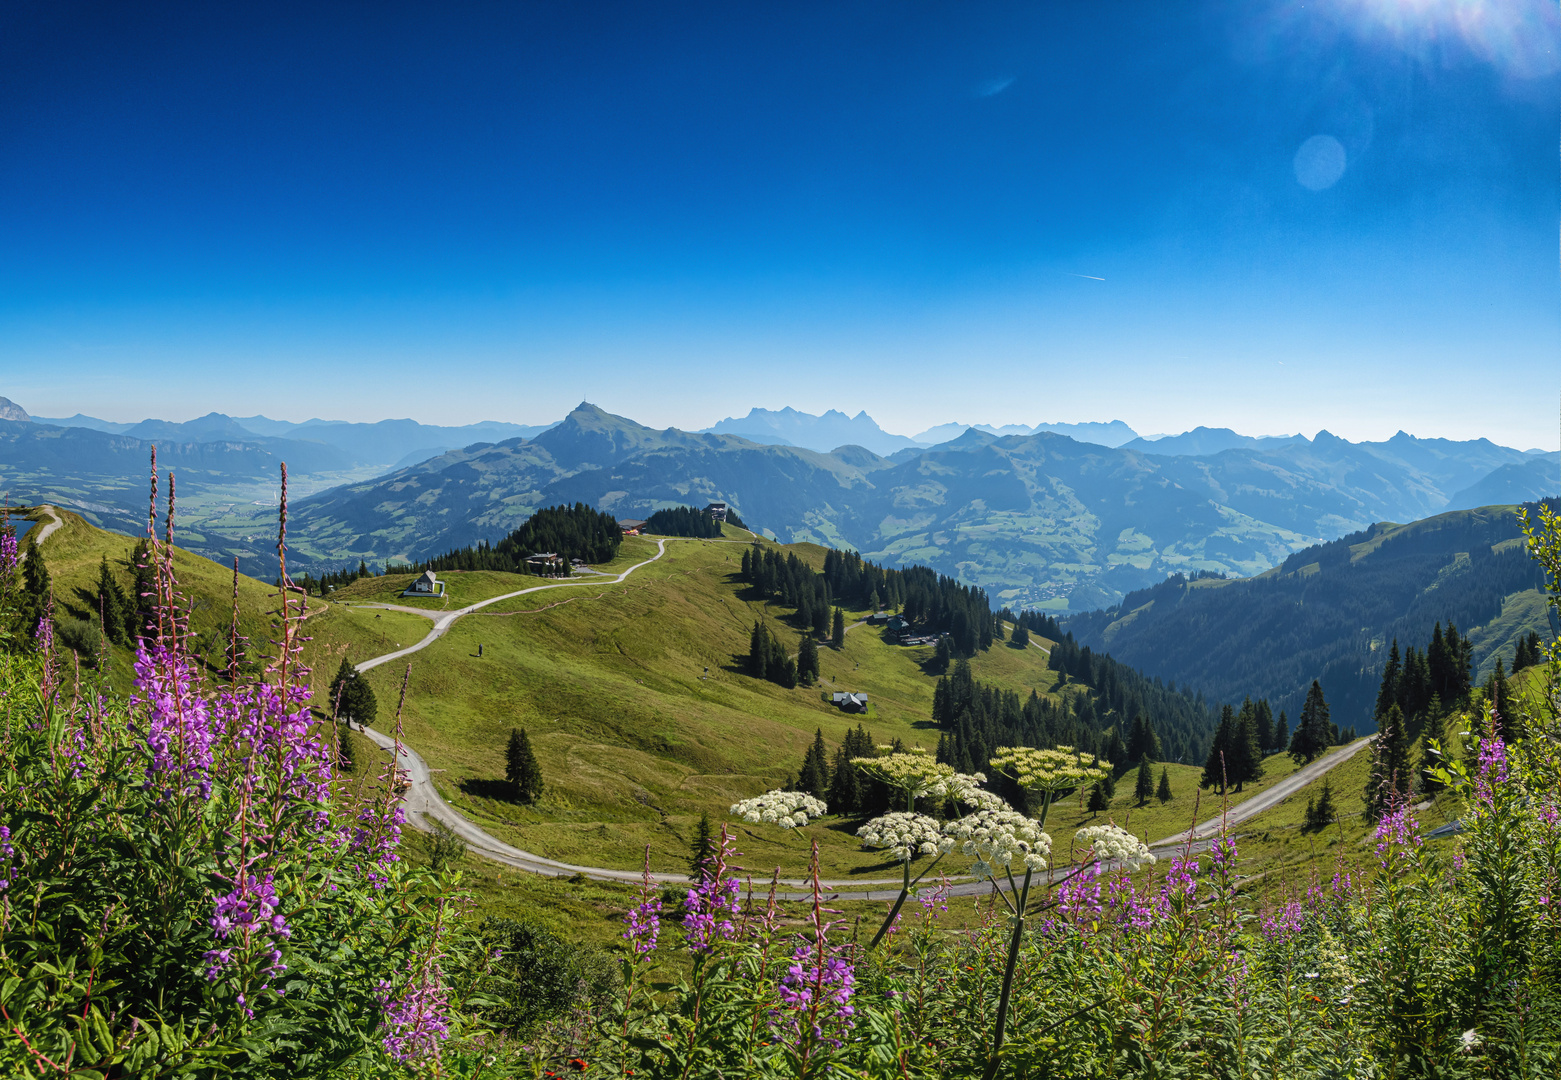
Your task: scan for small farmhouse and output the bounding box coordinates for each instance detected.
[402,570,442,597]
[618,518,647,536]
[704,502,728,522]
[831,691,869,713]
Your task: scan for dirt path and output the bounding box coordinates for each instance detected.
[19,505,63,558]
[353,539,668,673]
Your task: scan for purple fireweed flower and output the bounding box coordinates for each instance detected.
[683,872,741,953]
[376,964,452,1063]
[218,679,332,805]
[1373,802,1422,868]
[133,643,215,798]
[624,890,662,957]
[1474,736,1509,807]
[0,825,14,892]
[1057,863,1104,924]
[1260,900,1304,943]
[0,532,17,575]
[1106,874,1160,931]
[775,944,856,1042]
[1164,855,1199,906]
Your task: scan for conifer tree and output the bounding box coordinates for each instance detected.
[1364,703,1412,823]
[1087,780,1109,815]
[1011,621,1029,648]
[1133,752,1154,806]
[831,607,845,650]
[127,539,157,642]
[1289,681,1331,764]
[798,728,830,798]
[1156,767,1172,803]
[931,635,951,674]
[798,634,820,686]
[826,745,860,814]
[1374,640,1402,722]
[688,811,716,881]
[94,556,128,646]
[506,727,544,804]
[1254,699,1274,755]
[1272,710,1289,754]
[1201,705,1235,792]
[1230,700,1264,791]
[328,657,378,729]
[1303,777,1337,832]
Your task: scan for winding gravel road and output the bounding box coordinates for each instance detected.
[349,535,1375,899]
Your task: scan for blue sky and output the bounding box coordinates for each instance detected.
[2,0,1558,447]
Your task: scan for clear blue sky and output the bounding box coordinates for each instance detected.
[2,0,1558,447]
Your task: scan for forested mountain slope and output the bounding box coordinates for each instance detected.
[1064,502,1556,732]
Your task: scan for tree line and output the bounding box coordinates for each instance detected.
[642,505,746,538]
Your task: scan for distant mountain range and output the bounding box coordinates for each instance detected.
[26,407,554,469]
[285,403,1560,609]
[4,395,1556,607]
[1065,503,1557,733]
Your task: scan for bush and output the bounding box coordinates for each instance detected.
[466,918,618,1036]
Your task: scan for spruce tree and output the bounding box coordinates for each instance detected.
[94,556,128,646]
[1229,700,1264,791]
[1374,640,1402,722]
[1156,767,1172,803]
[1087,781,1109,814]
[1272,710,1289,754]
[831,607,845,650]
[798,634,820,686]
[1254,699,1274,755]
[1011,622,1029,648]
[1364,703,1412,823]
[1303,778,1337,832]
[506,727,544,804]
[1133,752,1154,805]
[1201,705,1235,792]
[798,729,829,798]
[826,745,860,814]
[1289,681,1331,764]
[128,539,156,641]
[688,812,716,880]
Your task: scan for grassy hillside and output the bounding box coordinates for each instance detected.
[1066,502,1555,731]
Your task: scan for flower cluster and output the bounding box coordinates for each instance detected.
[1373,802,1422,868]
[946,808,1052,878]
[989,745,1109,794]
[376,962,453,1064]
[133,643,216,799]
[1260,899,1305,943]
[731,789,828,828]
[775,945,856,1038]
[1474,735,1509,806]
[0,824,14,892]
[856,812,953,861]
[851,751,982,802]
[1075,824,1156,872]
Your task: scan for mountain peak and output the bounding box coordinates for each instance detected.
[0,396,30,422]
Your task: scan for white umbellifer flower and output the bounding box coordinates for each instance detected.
[730,790,828,829]
[857,812,955,861]
[989,745,1110,795]
[852,751,987,802]
[957,787,1012,813]
[945,809,1052,879]
[1075,824,1156,871]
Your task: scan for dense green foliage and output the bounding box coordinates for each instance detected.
[643,504,745,537]
[1066,503,1551,726]
[328,655,379,728]
[382,502,625,578]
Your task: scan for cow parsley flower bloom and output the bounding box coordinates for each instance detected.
[1075,824,1156,872]
[945,809,1052,877]
[851,751,983,802]
[730,790,827,828]
[857,812,954,861]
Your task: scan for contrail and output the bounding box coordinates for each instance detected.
[1066,272,1105,281]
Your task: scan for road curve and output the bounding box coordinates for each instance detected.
[352,536,1373,900]
[19,505,64,558]
[353,539,668,674]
